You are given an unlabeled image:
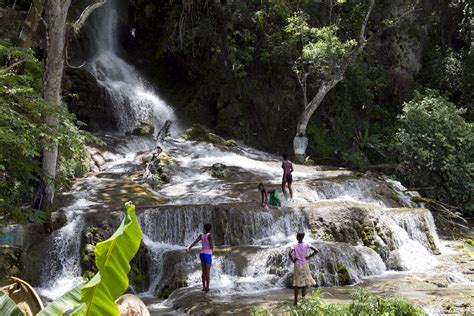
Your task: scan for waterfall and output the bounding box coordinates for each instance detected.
[30,0,468,312]
[86,0,176,134]
[36,179,98,301]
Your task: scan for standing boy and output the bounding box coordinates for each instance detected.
[281,153,294,200]
[188,223,213,292]
[289,232,318,305]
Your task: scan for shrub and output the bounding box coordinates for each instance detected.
[181,124,237,147]
[252,289,425,315]
[395,90,474,214]
[0,42,99,215]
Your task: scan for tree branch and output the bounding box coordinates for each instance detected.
[359,0,375,43]
[0,60,23,73]
[71,0,107,36]
[368,0,419,42]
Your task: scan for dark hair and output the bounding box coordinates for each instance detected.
[282,152,288,160]
[258,183,264,190]
[204,223,212,233]
[296,232,305,241]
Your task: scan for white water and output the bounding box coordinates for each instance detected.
[86,1,177,134]
[34,1,471,313]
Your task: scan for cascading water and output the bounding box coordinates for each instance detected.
[86,0,176,134]
[32,1,472,313]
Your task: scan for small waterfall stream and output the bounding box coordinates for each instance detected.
[33,0,472,314]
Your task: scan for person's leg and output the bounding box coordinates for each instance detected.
[288,181,293,200]
[200,262,206,291]
[281,179,287,200]
[294,287,298,305]
[204,263,211,291]
[302,286,306,298]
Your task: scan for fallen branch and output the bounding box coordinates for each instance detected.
[413,196,468,238]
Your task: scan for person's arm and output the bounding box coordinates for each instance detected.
[289,248,296,263]
[290,161,294,173]
[306,246,318,260]
[187,235,201,251]
[208,234,213,251]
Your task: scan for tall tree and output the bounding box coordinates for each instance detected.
[17,0,44,48]
[35,0,107,210]
[287,0,417,163]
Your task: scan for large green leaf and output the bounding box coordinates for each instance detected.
[37,282,84,316]
[79,203,143,316]
[0,291,24,316]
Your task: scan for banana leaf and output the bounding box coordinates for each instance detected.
[0,291,24,316]
[79,203,143,315]
[37,282,84,316]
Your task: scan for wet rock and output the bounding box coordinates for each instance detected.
[116,294,150,316]
[181,124,237,147]
[426,277,448,288]
[128,244,151,293]
[158,285,173,299]
[130,122,154,136]
[210,163,228,178]
[91,152,106,169]
[0,246,22,279]
[65,68,114,132]
[337,264,350,285]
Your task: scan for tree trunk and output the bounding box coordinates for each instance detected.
[35,0,71,210]
[293,0,375,163]
[18,0,44,48]
[293,81,335,163]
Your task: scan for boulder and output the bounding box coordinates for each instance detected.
[210,163,228,178]
[116,294,150,316]
[131,122,154,136]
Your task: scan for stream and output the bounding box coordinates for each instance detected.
[33,0,473,314]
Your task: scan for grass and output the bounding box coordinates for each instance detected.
[252,289,425,316]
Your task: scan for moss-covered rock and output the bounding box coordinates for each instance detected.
[158,285,173,299]
[210,163,228,178]
[337,264,350,285]
[181,124,237,147]
[130,122,154,136]
[0,246,21,279]
[128,243,151,292]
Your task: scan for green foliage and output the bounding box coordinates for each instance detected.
[79,202,143,315]
[253,289,424,315]
[132,0,472,191]
[37,283,84,316]
[38,203,143,316]
[349,289,425,315]
[290,289,350,315]
[395,90,474,214]
[285,11,355,80]
[342,151,369,171]
[182,124,237,147]
[0,291,24,316]
[0,42,99,215]
[252,306,273,316]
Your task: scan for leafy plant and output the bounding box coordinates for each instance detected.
[0,41,101,215]
[253,289,424,315]
[36,202,143,316]
[395,90,474,214]
[0,291,24,316]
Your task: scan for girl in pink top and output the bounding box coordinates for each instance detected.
[289,232,318,305]
[188,223,213,292]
